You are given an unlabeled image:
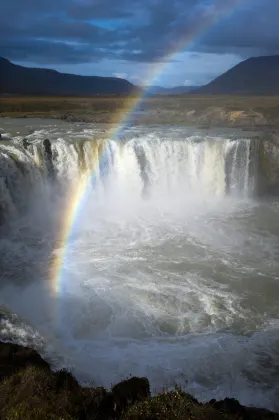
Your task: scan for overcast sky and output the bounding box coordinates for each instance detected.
[0,0,278,87]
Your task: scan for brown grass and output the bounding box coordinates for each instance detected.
[0,96,131,115]
[1,95,279,125]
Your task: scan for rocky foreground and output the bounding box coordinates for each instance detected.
[0,341,278,420]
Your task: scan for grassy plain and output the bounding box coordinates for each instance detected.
[1,95,279,126]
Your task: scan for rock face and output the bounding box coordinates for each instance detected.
[258,133,279,195]
[42,138,55,177]
[0,341,279,419]
[0,341,50,381]
[42,138,52,159]
[22,138,32,149]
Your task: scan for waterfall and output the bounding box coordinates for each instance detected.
[0,136,257,223]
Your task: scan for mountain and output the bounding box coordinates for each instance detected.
[193,55,279,95]
[0,57,138,96]
[146,85,200,95]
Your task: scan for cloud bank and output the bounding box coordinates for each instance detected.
[1,0,278,85]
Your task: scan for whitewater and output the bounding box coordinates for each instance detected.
[1,118,279,411]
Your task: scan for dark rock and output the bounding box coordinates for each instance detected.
[42,138,55,178]
[43,138,52,159]
[53,368,80,393]
[210,398,279,419]
[1,341,279,419]
[22,138,31,149]
[0,342,50,381]
[82,387,115,419]
[258,133,279,195]
[111,376,150,415]
[210,398,245,416]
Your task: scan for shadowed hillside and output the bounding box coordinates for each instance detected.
[193,55,279,95]
[0,57,138,96]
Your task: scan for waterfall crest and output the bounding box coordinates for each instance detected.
[0,136,257,223]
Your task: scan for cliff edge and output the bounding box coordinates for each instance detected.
[0,341,278,419]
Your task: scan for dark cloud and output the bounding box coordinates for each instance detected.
[0,0,278,66]
[0,38,115,64]
[68,0,136,20]
[193,0,279,57]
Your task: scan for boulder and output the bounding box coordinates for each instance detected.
[0,341,50,381]
[53,368,80,393]
[43,138,52,159]
[111,376,151,415]
[22,138,31,149]
[209,398,245,416]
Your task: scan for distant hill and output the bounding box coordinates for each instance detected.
[146,85,200,95]
[193,55,279,95]
[0,57,138,96]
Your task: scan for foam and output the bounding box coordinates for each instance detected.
[1,124,279,412]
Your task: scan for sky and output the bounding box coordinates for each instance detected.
[0,0,278,87]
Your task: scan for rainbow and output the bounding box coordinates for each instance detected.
[50,0,246,295]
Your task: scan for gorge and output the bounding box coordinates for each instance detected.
[1,119,279,414]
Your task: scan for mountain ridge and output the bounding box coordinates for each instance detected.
[193,55,279,95]
[1,55,279,96]
[0,57,138,96]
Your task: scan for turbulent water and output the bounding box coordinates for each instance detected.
[1,118,279,411]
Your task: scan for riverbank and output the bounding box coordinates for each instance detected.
[0,341,278,419]
[1,95,279,128]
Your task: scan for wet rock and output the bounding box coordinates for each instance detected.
[43,138,52,159]
[0,341,50,381]
[258,133,279,195]
[22,138,31,149]
[111,376,151,415]
[42,138,55,178]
